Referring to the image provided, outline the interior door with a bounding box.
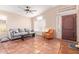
[62,14,76,41]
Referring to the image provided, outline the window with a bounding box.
[34,16,46,32]
[0,15,7,36]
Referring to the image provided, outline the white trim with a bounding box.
[56,9,76,39]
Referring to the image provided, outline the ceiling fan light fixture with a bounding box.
[25,6,36,14]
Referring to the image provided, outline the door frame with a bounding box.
[56,9,77,40]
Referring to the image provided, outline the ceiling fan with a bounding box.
[24,6,36,14]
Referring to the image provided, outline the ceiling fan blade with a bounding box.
[24,9,29,11]
[31,10,36,12]
[27,10,36,13]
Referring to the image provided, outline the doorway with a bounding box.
[62,14,76,41]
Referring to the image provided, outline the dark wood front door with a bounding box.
[62,14,76,41]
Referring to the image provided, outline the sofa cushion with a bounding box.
[18,28,22,32]
[13,33,22,36]
[10,29,19,33]
[24,28,29,32]
[20,32,28,35]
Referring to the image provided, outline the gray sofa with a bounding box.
[9,28,35,40]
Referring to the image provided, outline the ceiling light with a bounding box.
[37,16,43,20]
[0,15,7,20]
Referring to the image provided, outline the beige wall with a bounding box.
[32,5,79,41]
[32,7,57,29]
[0,10,31,30]
[42,8,57,29]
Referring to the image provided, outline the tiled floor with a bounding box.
[0,36,79,54]
[59,40,79,54]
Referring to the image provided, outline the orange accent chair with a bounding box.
[42,28,54,39]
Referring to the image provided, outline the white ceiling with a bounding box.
[0,5,57,17]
